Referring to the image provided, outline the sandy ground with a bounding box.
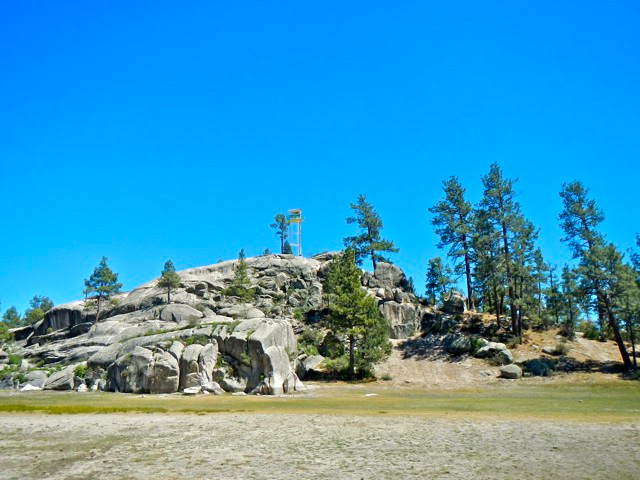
[2,412,639,480]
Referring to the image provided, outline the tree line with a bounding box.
[427,163,639,370]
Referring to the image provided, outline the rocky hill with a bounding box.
[1,253,428,395]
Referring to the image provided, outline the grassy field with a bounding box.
[1,380,638,421]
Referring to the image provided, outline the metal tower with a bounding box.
[287,208,303,256]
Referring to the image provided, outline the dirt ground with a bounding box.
[1,412,639,480]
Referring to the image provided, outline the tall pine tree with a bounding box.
[429,176,476,310]
[559,181,633,370]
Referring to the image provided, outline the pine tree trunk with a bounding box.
[602,295,633,370]
[168,286,171,304]
[95,295,102,323]
[627,321,637,369]
[348,334,355,380]
[501,223,519,339]
[463,249,475,311]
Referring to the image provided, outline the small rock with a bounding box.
[183,386,201,395]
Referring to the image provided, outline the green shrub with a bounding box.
[579,320,601,341]
[183,335,210,346]
[299,328,324,356]
[74,364,88,379]
[322,355,350,379]
[380,373,392,381]
[7,354,22,366]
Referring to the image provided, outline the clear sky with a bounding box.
[1,1,639,314]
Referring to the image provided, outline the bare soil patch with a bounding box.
[2,412,639,480]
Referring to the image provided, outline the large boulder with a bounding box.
[499,364,523,379]
[25,370,48,388]
[43,366,76,391]
[149,350,180,394]
[159,304,203,324]
[442,292,467,314]
[198,343,219,384]
[444,334,472,355]
[36,301,88,336]
[108,346,154,393]
[179,344,204,390]
[378,301,421,339]
[252,345,305,395]
[371,262,407,290]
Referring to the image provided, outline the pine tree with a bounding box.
[23,295,54,325]
[559,181,633,370]
[343,194,398,269]
[471,208,506,325]
[1,306,22,328]
[158,260,181,304]
[425,257,453,305]
[83,257,122,323]
[429,176,476,310]
[270,213,289,254]
[323,248,391,379]
[558,265,581,338]
[224,249,255,302]
[478,164,534,338]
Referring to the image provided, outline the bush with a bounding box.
[299,328,324,357]
[322,355,350,379]
[522,357,556,377]
[579,320,601,341]
[554,340,571,356]
[74,364,88,379]
[8,354,22,366]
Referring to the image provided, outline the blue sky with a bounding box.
[1,1,639,314]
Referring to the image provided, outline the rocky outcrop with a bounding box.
[9,253,430,395]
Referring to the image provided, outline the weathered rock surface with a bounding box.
[441,292,467,314]
[43,366,76,391]
[7,253,430,395]
[444,334,473,355]
[475,342,507,358]
[499,364,523,379]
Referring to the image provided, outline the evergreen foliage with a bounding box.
[429,176,476,309]
[23,295,54,325]
[270,213,289,254]
[424,257,453,305]
[224,249,255,302]
[343,194,398,269]
[323,248,391,379]
[158,260,181,304]
[83,257,122,323]
[475,163,543,339]
[1,306,22,328]
[559,182,633,370]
